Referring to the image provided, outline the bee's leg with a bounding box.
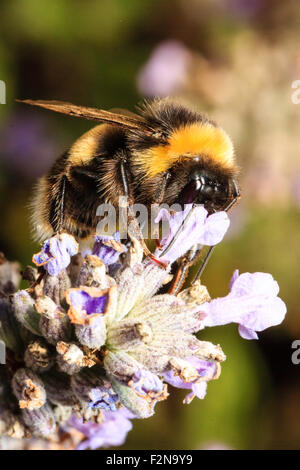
[152,172,170,249]
[119,158,146,243]
[168,245,201,295]
[119,160,167,268]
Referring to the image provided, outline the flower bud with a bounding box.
[71,367,119,411]
[65,286,115,325]
[43,370,79,407]
[194,340,226,363]
[35,296,72,345]
[110,379,156,419]
[12,368,46,410]
[77,255,114,289]
[21,402,56,438]
[0,297,22,353]
[12,290,41,336]
[178,280,211,306]
[56,342,95,375]
[24,339,54,373]
[67,252,83,285]
[75,317,107,349]
[104,351,167,418]
[122,236,144,268]
[168,357,199,383]
[104,350,140,384]
[43,271,71,305]
[107,320,152,351]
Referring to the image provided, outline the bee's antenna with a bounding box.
[192,246,215,283]
[192,187,240,284]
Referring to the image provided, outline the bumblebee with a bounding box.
[19,98,240,292]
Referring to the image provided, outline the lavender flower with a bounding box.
[200,270,287,339]
[65,286,116,349]
[100,264,223,417]
[0,201,286,449]
[92,232,127,265]
[129,370,165,399]
[65,286,113,325]
[155,204,230,263]
[33,233,78,276]
[67,408,134,450]
[70,368,119,411]
[162,357,220,404]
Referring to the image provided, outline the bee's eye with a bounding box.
[178,173,227,207]
[178,179,202,204]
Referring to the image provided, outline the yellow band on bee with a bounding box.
[135,122,235,178]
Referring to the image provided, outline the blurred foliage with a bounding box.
[0,0,300,450]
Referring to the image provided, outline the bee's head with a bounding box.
[131,100,239,211]
[162,158,239,214]
[178,168,239,213]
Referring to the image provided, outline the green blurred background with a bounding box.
[0,0,300,450]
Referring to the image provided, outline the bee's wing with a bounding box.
[109,107,146,121]
[17,99,154,134]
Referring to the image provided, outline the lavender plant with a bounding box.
[0,206,286,450]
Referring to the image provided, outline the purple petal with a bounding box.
[162,358,217,403]
[67,290,108,316]
[67,408,134,450]
[33,233,78,276]
[89,387,119,411]
[230,272,280,297]
[229,269,239,290]
[201,271,287,339]
[200,211,231,246]
[32,240,53,266]
[66,286,113,325]
[191,381,208,400]
[154,205,230,264]
[238,325,258,340]
[130,370,164,397]
[92,231,127,265]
